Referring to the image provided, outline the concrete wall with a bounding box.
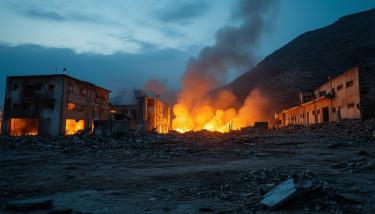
[2,76,64,136]
[314,67,361,121]
[61,77,110,135]
[93,120,131,136]
[275,66,361,127]
[150,98,170,133]
[2,74,110,136]
[110,95,171,133]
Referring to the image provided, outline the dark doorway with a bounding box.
[322,107,329,123]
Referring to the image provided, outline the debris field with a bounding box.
[1,119,375,213]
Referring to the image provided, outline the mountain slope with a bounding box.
[222,8,375,112]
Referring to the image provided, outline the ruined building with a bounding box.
[95,90,171,135]
[275,63,375,128]
[2,74,110,136]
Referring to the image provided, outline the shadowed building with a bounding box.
[1,74,110,136]
[94,90,171,136]
[275,63,375,128]
[108,90,171,133]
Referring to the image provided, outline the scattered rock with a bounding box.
[65,166,78,170]
[6,198,53,211]
[358,150,369,156]
[199,207,214,212]
[48,208,73,214]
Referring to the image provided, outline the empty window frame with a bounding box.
[346,80,353,88]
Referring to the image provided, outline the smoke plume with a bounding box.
[172,0,278,132]
[143,79,177,104]
[179,0,278,107]
[144,79,167,96]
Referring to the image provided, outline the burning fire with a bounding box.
[172,89,270,133]
[10,118,39,136]
[65,119,85,135]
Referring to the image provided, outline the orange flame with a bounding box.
[172,89,270,133]
[65,119,85,135]
[10,118,39,136]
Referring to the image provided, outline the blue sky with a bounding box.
[0,0,375,105]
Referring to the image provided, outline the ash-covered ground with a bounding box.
[1,120,375,214]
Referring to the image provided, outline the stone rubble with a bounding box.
[0,118,374,213]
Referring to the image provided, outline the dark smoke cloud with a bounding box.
[180,0,278,105]
[157,1,210,24]
[144,79,166,96]
[143,79,177,105]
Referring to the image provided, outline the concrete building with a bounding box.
[2,74,110,136]
[100,90,171,134]
[275,64,375,128]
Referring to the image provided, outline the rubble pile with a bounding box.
[277,118,375,141]
[0,128,274,161]
[148,168,363,213]
[0,119,374,213]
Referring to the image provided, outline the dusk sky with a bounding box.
[1,0,375,105]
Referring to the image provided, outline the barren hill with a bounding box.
[222,8,375,112]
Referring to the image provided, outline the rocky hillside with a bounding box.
[222,8,375,112]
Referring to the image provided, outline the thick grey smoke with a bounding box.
[143,79,177,104]
[180,0,278,106]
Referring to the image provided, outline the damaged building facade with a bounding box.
[95,90,171,135]
[130,91,171,133]
[275,64,375,128]
[2,74,110,136]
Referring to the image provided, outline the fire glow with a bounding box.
[10,118,39,136]
[172,89,270,133]
[65,119,85,135]
[145,0,276,134]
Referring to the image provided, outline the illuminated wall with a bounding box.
[10,118,39,136]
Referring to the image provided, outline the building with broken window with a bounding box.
[275,64,375,128]
[95,90,171,135]
[1,74,110,136]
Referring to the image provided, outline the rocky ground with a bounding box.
[1,119,375,214]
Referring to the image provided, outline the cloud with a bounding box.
[0,0,232,55]
[22,9,65,21]
[177,0,279,107]
[156,1,210,24]
[10,3,119,26]
[0,43,190,105]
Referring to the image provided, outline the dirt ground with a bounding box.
[1,121,375,214]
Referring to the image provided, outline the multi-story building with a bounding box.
[2,74,110,136]
[108,90,171,133]
[275,64,375,128]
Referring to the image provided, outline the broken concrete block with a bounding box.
[260,178,297,209]
[6,198,53,211]
[260,178,314,209]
